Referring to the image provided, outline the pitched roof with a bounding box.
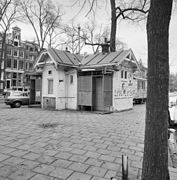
[48,48,82,66]
[81,49,136,67]
[35,48,139,70]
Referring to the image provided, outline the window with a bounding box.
[7,49,12,55]
[25,62,29,70]
[29,63,33,70]
[13,59,17,69]
[124,71,127,79]
[70,75,73,84]
[6,72,11,79]
[12,79,17,86]
[121,70,124,78]
[19,51,24,58]
[48,79,53,94]
[6,58,12,68]
[29,47,33,52]
[18,60,24,70]
[13,50,18,57]
[29,55,34,61]
[48,70,52,75]
[26,54,29,59]
[12,72,17,78]
[14,41,19,47]
[18,73,22,79]
[18,80,22,86]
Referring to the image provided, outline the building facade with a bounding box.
[33,47,141,112]
[0,26,39,93]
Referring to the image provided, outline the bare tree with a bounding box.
[57,23,85,54]
[0,0,19,91]
[19,0,62,53]
[0,0,12,22]
[57,21,124,54]
[72,0,149,52]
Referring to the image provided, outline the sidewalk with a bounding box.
[0,104,176,180]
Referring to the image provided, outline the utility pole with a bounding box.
[78,26,81,54]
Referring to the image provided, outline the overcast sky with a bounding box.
[18,0,177,73]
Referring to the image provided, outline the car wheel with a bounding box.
[13,101,21,108]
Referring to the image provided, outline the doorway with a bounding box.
[93,77,103,111]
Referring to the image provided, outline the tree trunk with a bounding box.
[0,33,6,92]
[110,0,116,52]
[142,0,172,180]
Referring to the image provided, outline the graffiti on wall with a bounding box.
[114,72,135,98]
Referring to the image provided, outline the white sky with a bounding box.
[17,0,177,73]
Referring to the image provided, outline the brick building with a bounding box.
[0,26,39,93]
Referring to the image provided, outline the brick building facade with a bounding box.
[0,26,39,93]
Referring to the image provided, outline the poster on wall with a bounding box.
[114,72,135,98]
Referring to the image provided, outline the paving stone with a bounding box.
[33,164,55,175]
[0,165,18,177]
[85,158,103,167]
[17,160,39,170]
[3,157,24,166]
[101,162,120,171]
[68,162,90,173]
[9,168,35,180]
[83,146,97,152]
[30,174,54,180]
[49,167,73,179]
[104,170,117,179]
[37,155,56,164]
[0,104,176,180]
[91,176,108,180]
[23,152,40,161]
[71,148,86,155]
[51,158,72,168]
[67,172,92,180]
[55,152,72,160]
[43,150,59,156]
[9,149,29,157]
[70,155,88,163]
[85,151,101,159]
[0,147,16,154]
[0,153,10,162]
[99,155,115,163]
[86,166,107,177]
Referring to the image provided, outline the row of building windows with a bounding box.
[6,58,33,71]
[6,72,24,88]
[6,49,35,60]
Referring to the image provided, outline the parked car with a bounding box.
[4,91,30,108]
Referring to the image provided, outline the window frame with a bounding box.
[48,79,53,94]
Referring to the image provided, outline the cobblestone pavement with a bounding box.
[0,104,176,180]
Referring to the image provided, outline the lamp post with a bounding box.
[78,26,81,54]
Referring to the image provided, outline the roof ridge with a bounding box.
[64,51,74,65]
[84,53,100,65]
[109,50,124,63]
[96,52,110,64]
[51,48,63,63]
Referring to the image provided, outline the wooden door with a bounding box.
[95,77,103,111]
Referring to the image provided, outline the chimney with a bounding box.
[101,38,109,53]
[65,47,70,53]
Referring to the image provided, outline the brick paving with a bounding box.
[0,103,176,180]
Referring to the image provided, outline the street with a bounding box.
[0,103,176,180]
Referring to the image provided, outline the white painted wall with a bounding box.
[42,63,78,110]
[113,69,134,111]
[65,70,77,110]
[42,64,58,109]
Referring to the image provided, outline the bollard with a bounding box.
[122,155,128,180]
[110,155,128,180]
